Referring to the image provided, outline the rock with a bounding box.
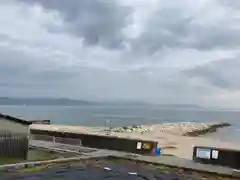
[232,169,240,178]
[183,123,231,136]
[113,122,231,137]
[104,167,112,171]
[128,172,138,175]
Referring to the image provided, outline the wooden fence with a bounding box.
[0,133,28,160]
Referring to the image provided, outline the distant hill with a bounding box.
[0,97,93,106]
[0,97,149,106]
[0,97,203,109]
[156,104,203,109]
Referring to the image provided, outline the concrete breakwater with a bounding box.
[183,123,231,136]
[112,122,231,136]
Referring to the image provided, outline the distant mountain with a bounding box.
[0,97,150,106]
[0,97,203,109]
[156,104,203,109]
[101,100,150,106]
[0,97,93,106]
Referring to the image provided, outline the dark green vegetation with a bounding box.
[0,148,76,165]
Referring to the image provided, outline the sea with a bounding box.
[0,105,239,142]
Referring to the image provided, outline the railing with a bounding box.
[29,120,51,125]
[30,134,82,146]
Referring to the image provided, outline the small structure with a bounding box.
[29,119,51,125]
[0,113,31,160]
[193,146,240,169]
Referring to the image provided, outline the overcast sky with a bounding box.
[0,0,240,108]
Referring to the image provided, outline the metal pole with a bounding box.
[105,119,110,135]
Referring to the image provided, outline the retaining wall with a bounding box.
[30,129,157,155]
[193,146,240,169]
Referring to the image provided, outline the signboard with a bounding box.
[142,143,151,150]
[212,150,219,159]
[196,148,211,159]
[136,142,142,149]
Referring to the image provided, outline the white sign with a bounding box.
[136,142,142,149]
[196,148,211,159]
[212,150,219,159]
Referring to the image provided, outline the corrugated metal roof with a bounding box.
[0,113,31,125]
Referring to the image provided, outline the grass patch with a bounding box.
[27,149,59,161]
[109,158,126,164]
[0,148,61,165]
[155,165,174,172]
[0,157,22,165]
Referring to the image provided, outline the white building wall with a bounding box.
[0,118,29,136]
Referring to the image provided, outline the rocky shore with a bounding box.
[111,122,231,136]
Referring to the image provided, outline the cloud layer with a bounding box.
[0,0,240,108]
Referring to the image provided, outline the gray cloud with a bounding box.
[130,8,193,56]
[184,58,240,89]
[189,26,240,51]
[19,0,240,54]
[19,0,132,49]
[219,0,240,8]
[130,2,240,56]
[1,0,240,108]
[0,35,78,89]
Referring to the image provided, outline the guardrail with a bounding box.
[30,134,82,146]
[29,120,51,125]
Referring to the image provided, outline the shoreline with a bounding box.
[30,122,239,160]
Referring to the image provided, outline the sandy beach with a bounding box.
[30,122,240,160]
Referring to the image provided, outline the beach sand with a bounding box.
[30,122,240,160]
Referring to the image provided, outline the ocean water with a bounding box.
[0,105,239,142]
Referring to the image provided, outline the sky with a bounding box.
[0,0,240,108]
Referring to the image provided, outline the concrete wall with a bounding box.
[31,129,158,155]
[0,117,29,136]
[193,146,240,169]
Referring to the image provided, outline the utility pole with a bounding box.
[105,119,111,135]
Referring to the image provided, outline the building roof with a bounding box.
[0,113,32,125]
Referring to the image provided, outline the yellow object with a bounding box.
[142,143,150,149]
